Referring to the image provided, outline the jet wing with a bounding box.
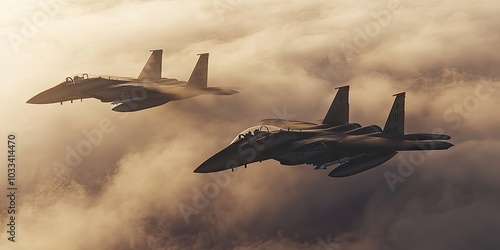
[83,82,177,112]
[259,119,318,130]
[328,152,398,177]
[85,83,168,103]
[112,96,173,112]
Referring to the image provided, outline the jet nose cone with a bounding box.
[27,93,45,104]
[194,156,232,173]
[27,89,58,104]
[194,144,245,173]
[193,164,213,173]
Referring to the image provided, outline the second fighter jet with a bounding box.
[27,50,238,112]
[195,86,453,177]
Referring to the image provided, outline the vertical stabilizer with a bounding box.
[383,92,405,136]
[187,53,209,89]
[323,85,349,124]
[138,49,162,81]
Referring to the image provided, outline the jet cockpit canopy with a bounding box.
[230,125,283,145]
[61,73,92,85]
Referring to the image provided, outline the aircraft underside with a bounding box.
[273,149,398,177]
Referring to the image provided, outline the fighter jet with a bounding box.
[194,86,453,177]
[27,49,238,112]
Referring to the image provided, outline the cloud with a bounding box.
[1,0,500,249]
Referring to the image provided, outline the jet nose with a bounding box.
[194,161,220,173]
[27,89,55,104]
[27,93,46,104]
[194,153,236,173]
[194,144,248,173]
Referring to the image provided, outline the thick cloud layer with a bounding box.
[1,0,500,249]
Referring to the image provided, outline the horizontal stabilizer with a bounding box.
[374,133,452,141]
[200,87,239,95]
[401,141,454,151]
[400,133,451,140]
[329,152,397,177]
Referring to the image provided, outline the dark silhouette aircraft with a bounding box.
[194,86,453,177]
[27,49,238,112]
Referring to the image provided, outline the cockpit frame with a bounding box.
[63,73,91,85]
[230,125,282,144]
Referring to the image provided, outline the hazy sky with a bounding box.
[1,0,500,249]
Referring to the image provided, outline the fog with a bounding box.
[1,0,499,249]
